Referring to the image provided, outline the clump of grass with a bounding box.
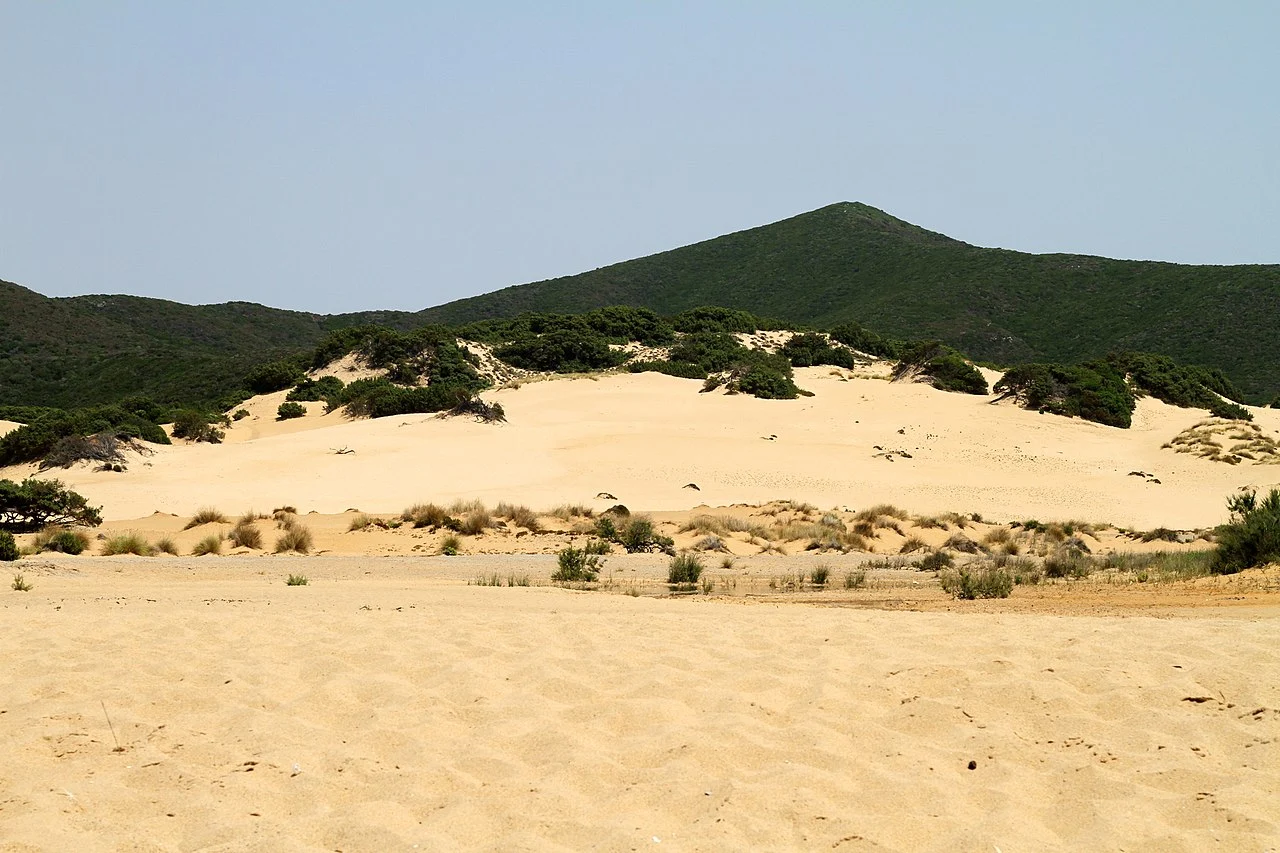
[695,534,727,552]
[667,552,704,586]
[459,509,492,536]
[583,538,611,555]
[982,527,1012,546]
[917,551,954,571]
[190,534,222,556]
[473,573,503,587]
[439,534,461,556]
[810,564,831,587]
[229,519,263,549]
[102,533,155,556]
[721,556,736,569]
[941,512,970,529]
[1102,550,1214,581]
[1044,549,1091,579]
[915,515,946,529]
[12,572,32,592]
[855,504,908,522]
[852,519,876,537]
[939,565,1013,599]
[184,507,227,530]
[550,504,594,521]
[553,545,603,583]
[507,574,531,587]
[943,533,983,554]
[34,526,90,555]
[874,517,905,535]
[274,525,313,554]
[843,569,867,589]
[449,498,486,516]
[495,502,542,532]
[285,574,309,586]
[899,536,928,554]
[154,537,178,556]
[403,503,448,529]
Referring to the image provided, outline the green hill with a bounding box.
[2,201,1278,406]
[419,202,1280,400]
[0,280,421,408]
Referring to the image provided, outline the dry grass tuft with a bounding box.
[228,520,263,549]
[1163,418,1280,466]
[275,524,314,554]
[184,507,227,530]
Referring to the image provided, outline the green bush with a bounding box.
[810,564,831,586]
[671,306,767,334]
[779,333,856,369]
[0,478,102,533]
[274,525,313,554]
[171,410,224,443]
[894,342,988,395]
[287,375,345,402]
[827,322,903,360]
[667,552,704,585]
[628,360,708,380]
[1109,351,1248,413]
[245,360,305,394]
[0,532,18,561]
[276,402,307,421]
[553,545,603,582]
[496,329,627,373]
[1208,399,1252,421]
[939,565,1013,599]
[619,517,674,554]
[0,405,169,466]
[286,574,309,586]
[1213,489,1280,574]
[40,528,89,555]
[995,361,1135,428]
[917,551,953,572]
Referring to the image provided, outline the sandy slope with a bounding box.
[1,556,1277,852]
[6,370,1279,529]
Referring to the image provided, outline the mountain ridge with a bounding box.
[2,201,1278,406]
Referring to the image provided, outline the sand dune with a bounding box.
[1,556,1276,851]
[6,370,1279,529]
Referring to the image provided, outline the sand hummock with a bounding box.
[2,367,1279,849]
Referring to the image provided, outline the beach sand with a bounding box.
[1,556,1277,851]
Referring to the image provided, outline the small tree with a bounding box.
[1213,489,1280,574]
[552,545,603,583]
[0,532,18,561]
[0,478,102,533]
[276,402,306,421]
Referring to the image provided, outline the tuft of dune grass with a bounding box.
[184,507,227,530]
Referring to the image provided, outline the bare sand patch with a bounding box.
[1,556,1276,851]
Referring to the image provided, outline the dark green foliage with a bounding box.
[329,378,479,419]
[1271,396,1280,409]
[0,405,170,466]
[667,552,704,585]
[411,203,1280,403]
[779,333,856,368]
[734,365,801,399]
[618,517,675,554]
[245,360,305,394]
[552,545,603,583]
[995,362,1135,428]
[1209,399,1253,421]
[170,409,224,443]
[0,478,102,533]
[628,360,708,380]
[665,332,801,399]
[0,532,17,561]
[593,515,618,541]
[917,551,954,572]
[444,397,506,423]
[43,528,88,555]
[827,322,903,359]
[671,306,768,334]
[496,328,627,373]
[1109,351,1248,411]
[893,342,988,394]
[276,402,306,421]
[1213,489,1280,575]
[287,375,345,402]
[461,306,675,346]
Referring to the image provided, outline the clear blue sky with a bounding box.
[3,2,1276,314]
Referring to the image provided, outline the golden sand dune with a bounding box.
[7,370,1279,529]
[1,557,1277,851]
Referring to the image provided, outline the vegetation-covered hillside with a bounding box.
[418,203,1280,401]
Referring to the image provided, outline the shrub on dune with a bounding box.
[228,520,263,549]
[403,503,449,529]
[102,533,154,556]
[154,537,178,555]
[190,534,223,556]
[184,507,227,530]
[274,525,313,554]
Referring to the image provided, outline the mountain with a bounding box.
[3,202,1278,407]
[0,280,422,408]
[419,202,1280,400]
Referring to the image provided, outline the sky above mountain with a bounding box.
[2,2,1276,314]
